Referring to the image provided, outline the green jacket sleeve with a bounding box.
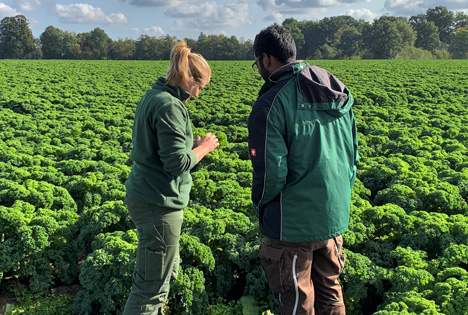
[154,102,197,176]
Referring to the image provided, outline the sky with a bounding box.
[0,0,467,42]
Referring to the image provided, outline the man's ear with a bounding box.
[262,53,272,68]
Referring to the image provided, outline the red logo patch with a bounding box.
[250,148,257,157]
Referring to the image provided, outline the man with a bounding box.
[248,25,358,315]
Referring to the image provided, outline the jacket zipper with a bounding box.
[292,253,299,315]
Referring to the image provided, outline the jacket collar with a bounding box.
[258,61,307,97]
[269,61,307,83]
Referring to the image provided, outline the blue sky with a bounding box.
[1,0,467,41]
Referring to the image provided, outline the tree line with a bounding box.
[0,5,467,60]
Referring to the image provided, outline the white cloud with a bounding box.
[258,0,358,20]
[383,0,468,16]
[108,13,127,24]
[264,11,285,23]
[55,3,127,25]
[125,0,254,34]
[143,25,165,35]
[121,0,190,7]
[130,25,165,36]
[383,0,425,15]
[317,0,342,5]
[258,0,363,11]
[13,0,41,11]
[0,3,20,18]
[346,8,380,22]
[167,1,251,30]
[257,0,287,11]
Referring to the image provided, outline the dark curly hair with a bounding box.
[253,25,296,64]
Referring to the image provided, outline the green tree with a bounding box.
[449,27,468,59]
[409,13,426,26]
[110,38,136,60]
[32,37,42,59]
[60,31,76,59]
[197,34,218,59]
[40,25,76,59]
[239,38,253,59]
[394,17,416,48]
[161,34,177,59]
[40,25,60,59]
[426,6,455,44]
[366,16,415,59]
[302,16,367,59]
[220,35,241,60]
[299,20,321,58]
[283,18,305,54]
[134,35,165,59]
[370,16,405,59]
[410,17,441,52]
[184,37,198,52]
[193,33,248,60]
[336,26,362,58]
[76,27,112,59]
[454,11,468,30]
[0,15,36,59]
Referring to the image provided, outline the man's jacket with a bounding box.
[125,76,197,209]
[248,61,358,242]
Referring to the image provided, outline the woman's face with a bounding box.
[183,78,208,101]
[185,82,202,97]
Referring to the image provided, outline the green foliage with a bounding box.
[450,27,468,58]
[374,184,423,212]
[0,200,78,291]
[0,15,37,59]
[340,250,388,314]
[374,291,443,314]
[170,266,209,315]
[175,205,262,310]
[396,46,434,59]
[6,290,76,315]
[240,295,260,315]
[75,200,133,253]
[75,230,137,315]
[369,16,410,59]
[40,26,76,59]
[207,298,243,315]
[429,277,468,315]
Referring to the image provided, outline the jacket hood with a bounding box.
[297,62,353,117]
[152,76,191,102]
[262,62,353,117]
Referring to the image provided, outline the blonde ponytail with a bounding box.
[166,40,211,88]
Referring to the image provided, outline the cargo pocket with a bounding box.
[145,248,166,281]
[136,225,167,281]
[259,243,285,295]
[334,236,346,274]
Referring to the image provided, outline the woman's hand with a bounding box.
[197,133,219,151]
[192,133,219,163]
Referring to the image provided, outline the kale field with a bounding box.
[1,59,468,314]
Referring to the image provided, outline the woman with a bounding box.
[123,41,219,314]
